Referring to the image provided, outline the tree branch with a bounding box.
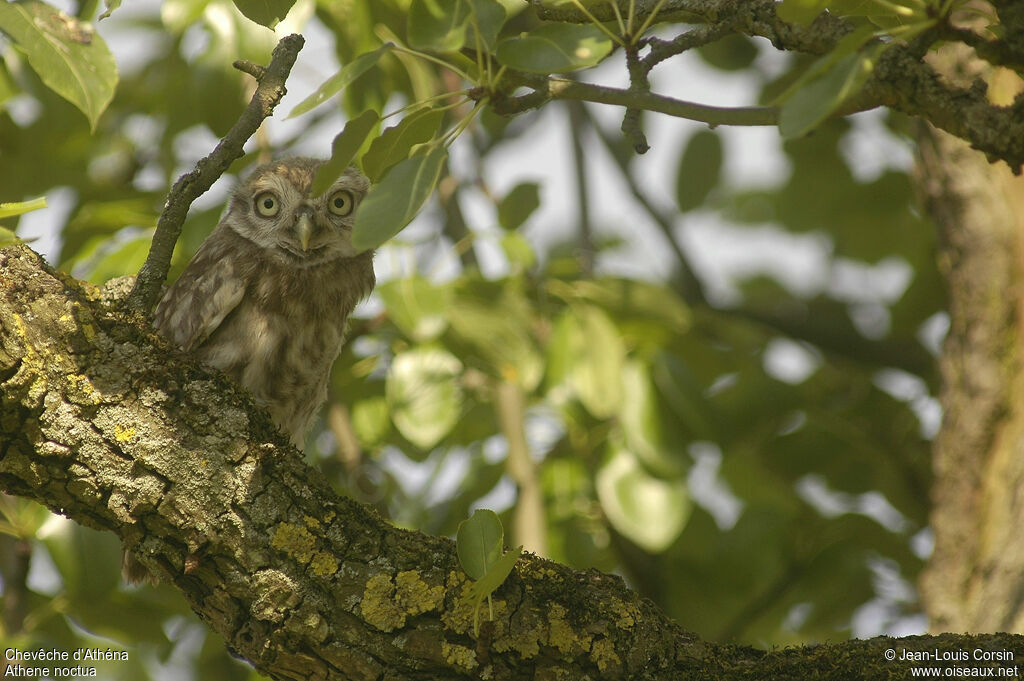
[4,242,1024,678]
[125,33,305,314]
[490,73,780,126]
[524,0,1024,171]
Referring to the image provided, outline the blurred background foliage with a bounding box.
[1,0,941,677]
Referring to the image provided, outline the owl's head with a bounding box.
[227,157,370,264]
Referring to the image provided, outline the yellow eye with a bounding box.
[254,192,279,217]
[328,189,355,217]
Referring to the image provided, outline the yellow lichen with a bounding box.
[271,523,316,562]
[361,574,404,632]
[303,515,320,528]
[310,551,337,577]
[547,604,591,655]
[590,637,621,673]
[442,642,477,671]
[67,373,102,405]
[493,624,541,659]
[606,598,639,629]
[114,424,136,442]
[547,604,576,655]
[441,572,476,633]
[394,570,444,616]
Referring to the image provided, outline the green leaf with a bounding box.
[652,352,716,441]
[501,232,537,270]
[97,0,121,20]
[619,360,687,477]
[0,197,46,219]
[408,0,472,53]
[378,275,453,341]
[596,447,691,553]
[0,0,118,131]
[0,227,20,247]
[775,0,829,25]
[362,108,445,183]
[496,24,612,74]
[352,145,447,252]
[497,182,541,230]
[456,508,504,580]
[547,304,625,418]
[288,45,391,119]
[312,109,380,197]
[448,295,543,390]
[83,233,151,284]
[466,0,507,51]
[675,130,723,213]
[697,34,758,71]
[779,45,883,139]
[469,544,522,603]
[386,346,463,450]
[231,0,296,28]
[351,396,390,448]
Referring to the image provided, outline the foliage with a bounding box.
[456,509,523,635]
[5,0,1011,676]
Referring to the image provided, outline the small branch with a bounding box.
[567,101,596,275]
[581,107,709,305]
[438,163,480,271]
[495,380,548,557]
[491,72,780,126]
[623,44,652,153]
[126,33,305,314]
[0,532,31,636]
[641,22,736,69]
[938,24,1024,71]
[232,59,267,81]
[326,403,361,473]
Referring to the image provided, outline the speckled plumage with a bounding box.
[125,158,374,585]
[153,157,375,446]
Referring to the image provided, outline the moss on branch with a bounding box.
[4,242,1024,678]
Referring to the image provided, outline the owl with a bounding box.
[123,158,374,583]
[153,157,375,447]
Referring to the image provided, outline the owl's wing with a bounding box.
[153,237,246,351]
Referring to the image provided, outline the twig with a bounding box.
[622,44,651,153]
[641,23,736,69]
[581,106,709,305]
[126,34,305,313]
[567,101,596,274]
[489,72,780,127]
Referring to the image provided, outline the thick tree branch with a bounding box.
[126,34,305,314]
[524,0,1024,171]
[3,242,1024,679]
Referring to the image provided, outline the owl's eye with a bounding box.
[254,192,279,217]
[327,190,355,217]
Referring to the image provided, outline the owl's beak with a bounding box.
[296,213,314,252]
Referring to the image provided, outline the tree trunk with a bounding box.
[914,45,1024,633]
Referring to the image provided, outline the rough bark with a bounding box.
[915,60,1024,631]
[4,245,1024,679]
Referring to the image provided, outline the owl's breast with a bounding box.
[195,253,374,443]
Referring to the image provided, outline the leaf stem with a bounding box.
[442,100,486,147]
[633,0,668,39]
[390,44,474,83]
[569,0,627,47]
[381,91,473,122]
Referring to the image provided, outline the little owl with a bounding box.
[122,157,375,583]
[155,156,375,445]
